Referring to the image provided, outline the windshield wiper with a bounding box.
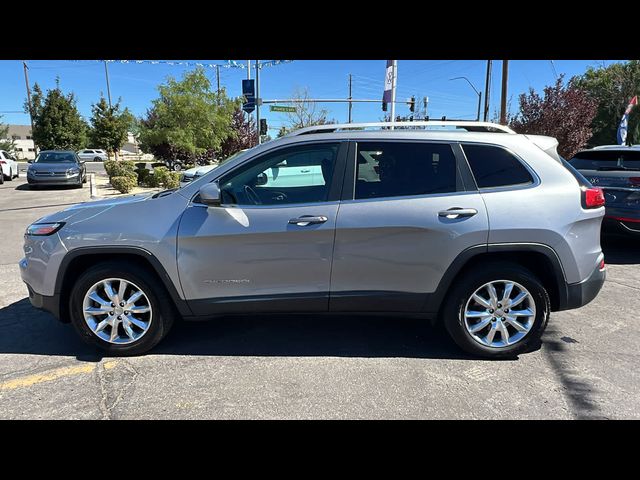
[151,188,179,199]
[596,166,640,171]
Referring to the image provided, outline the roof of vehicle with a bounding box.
[589,145,640,151]
[286,120,516,137]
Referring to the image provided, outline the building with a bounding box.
[5,125,36,160]
[2,126,144,160]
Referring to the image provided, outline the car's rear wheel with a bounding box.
[442,263,550,358]
[94,157,101,162]
[69,262,176,355]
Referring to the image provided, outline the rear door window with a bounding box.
[462,144,534,188]
[354,142,461,200]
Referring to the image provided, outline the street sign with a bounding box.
[242,79,255,113]
[270,105,297,113]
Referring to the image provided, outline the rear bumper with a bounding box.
[602,212,640,236]
[561,259,606,310]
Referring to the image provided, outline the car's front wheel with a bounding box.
[69,262,176,355]
[442,263,550,358]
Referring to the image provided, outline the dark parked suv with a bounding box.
[568,145,640,236]
[20,121,606,358]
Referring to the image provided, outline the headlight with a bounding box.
[67,168,80,175]
[26,222,65,236]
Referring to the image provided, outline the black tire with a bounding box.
[7,169,13,181]
[94,157,101,162]
[0,173,4,185]
[69,261,176,356]
[442,262,550,359]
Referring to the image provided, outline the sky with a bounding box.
[0,59,617,135]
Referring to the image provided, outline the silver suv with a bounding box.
[19,121,607,358]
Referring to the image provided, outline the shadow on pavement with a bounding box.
[601,235,640,265]
[542,324,607,419]
[14,183,81,192]
[0,297,473,361]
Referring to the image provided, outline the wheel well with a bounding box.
[58,253,172,323]
[444,251,562,313]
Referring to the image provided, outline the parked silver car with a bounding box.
[77,149,108,162]
[19,121,606,358]
[26,150,87,189]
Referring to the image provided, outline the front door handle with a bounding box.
[438,208,478,219]
[288,215,328,226]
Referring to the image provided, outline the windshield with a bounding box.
[219,150,246,165]
[35,152,77,163]
[569,150,640,170]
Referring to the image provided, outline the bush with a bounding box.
[164,171,181,189]
[136,168,151,186]
[103,160,117,177]
[110,176,138,194]
[105,160,137,180]
[148,166,181,189]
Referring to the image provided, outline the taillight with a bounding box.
[629,177,640,187]
[0,161,5,165]
[582,186,605,208]
[599,259,606,271]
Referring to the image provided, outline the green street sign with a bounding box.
[270,105,297,113]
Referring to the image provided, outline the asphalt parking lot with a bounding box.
[1,172,639,419]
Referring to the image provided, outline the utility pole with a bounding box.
[104,61,112,108]
[255,60,261,145]
[348,74,353,123]
[423,96,429,118]
[216,64,220,95]
[500,60,509,125]
[22,61,37,156]
[483,60,492,121]
[390,60,398,128]
[103,60,118,160]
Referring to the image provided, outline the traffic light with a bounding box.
[259,119,267,136]
[408,96,415,112]
[382,101,388,112]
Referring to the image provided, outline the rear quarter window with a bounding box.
[462,144,534,188]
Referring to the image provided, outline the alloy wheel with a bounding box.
[463,280,536,348]
[82,278,153,344]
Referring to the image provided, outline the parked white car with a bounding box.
[77,149,108,162]
[0,150,19,181]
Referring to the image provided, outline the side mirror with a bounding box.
[27,159,34,164]
[255,172,268,186]
[199,182,221,207]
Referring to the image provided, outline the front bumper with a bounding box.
[27,174,81,185]
[563,258,606,310]
[24,282,62,320]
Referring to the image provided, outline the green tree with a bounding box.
[137,68,238,163]
[27,79,88,151]
[573,61,640,146]
[89,96,133,160]
[0,116,15,152]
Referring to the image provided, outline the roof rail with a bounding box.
[287,121,516,137]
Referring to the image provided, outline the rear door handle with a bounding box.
[438,208,478,219]
[288,215,328,226]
